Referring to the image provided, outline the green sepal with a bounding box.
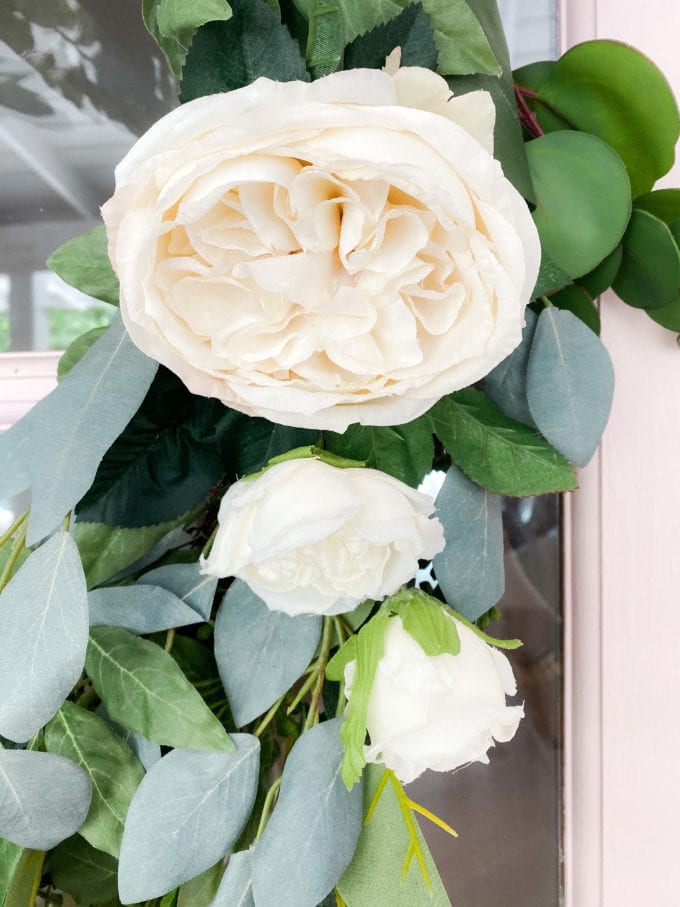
[444,605,522,650]
[47,225,119,307]
[384,588,460,657]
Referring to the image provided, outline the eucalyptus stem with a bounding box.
[0,509,28,551]
[255,776,282,842]
[63,511,71,532]
[253,695,285,737]
[0,519,27,593]
[286,668,318,715]
[303,616,333,731]
[164,628,176,653]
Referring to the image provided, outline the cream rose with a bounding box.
[102,67,541,431]
[200,458,444,616]
[345,615,524,783]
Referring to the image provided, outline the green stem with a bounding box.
[253,695,285,737]
[0,519,27,593]
[303,616,333,731]
[164,628,176,653]
[286,666,318,715]
[0,510,28,551]
[255,777,282,842]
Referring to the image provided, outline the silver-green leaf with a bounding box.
[88,584,204,634]
[139,562,218,620]
[209,851,254,907]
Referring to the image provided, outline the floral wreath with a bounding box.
[0,1,678,905]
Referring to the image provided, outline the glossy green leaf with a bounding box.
[388,588,461,656]
[432,466,504,621]
[537,40,680,197]
[47,225,119,307]
[612,209,680,309]
[180,0,308,102]
[0,749,91,850]
[531,250,572,298]
[118,738,259,902]
[577,245,623,299]
[483,308,538,425]
[44,703,144,858]
[46,835,119,906]
[527,131,631,280]
[635,188,680,225]
[344,3,437,71]
[337,764,451,907]
[86,626,234,751]
[139,562,218,621]
[430,389,577,495]
[646,297,680,332]
[252,719,363,907]
[513,60,555,92]
[0,531,88,743]
[143,0,233,78]
[527,307,614,467]
[325,417,434,488]
[549,285,600,335]
[88,584,204,634]
[214,580,321,726]
[209,851,253,906]
[177,861,223,907]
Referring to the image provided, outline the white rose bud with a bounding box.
[102,68,540,431]
[345,615,524,784]
[200,458,445,617]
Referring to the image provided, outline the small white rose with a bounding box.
[345,615,524,784]
[103,67,540,431]
[200,458,445,616]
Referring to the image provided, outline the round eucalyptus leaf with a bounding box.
[612,209,680,309]
[513,60,556,91]
[537,40,680,197]
[549,285,600,335]
[634,188,680,225]
[527,131,631,279]
[577,245,623,299]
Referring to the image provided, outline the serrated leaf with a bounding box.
[0,749,91,850]
[180,0,309,102]
[344,3,437,71]
[430,389,577,495]
[389,590,460,656]
[88,584,204,634]
[337,764,451,907]
[527,307,614,467]
[26,314,157,545]
[325,417,434,488]
[306,0,343,78]
[234,420,319,477]
[139,562,218,621]
[46,835,119,906]
[483,308,538,425]
[0,531,88,742]
[252,719,363,907]
[44,702,145,857]
[86,626,233,752]
[432,466,504,621]
[612,209,680,309]
[118,738,259,902]
[47,226,119,307]
[209,851,253,906]
[214,580,321,726]
[143,0,233,78]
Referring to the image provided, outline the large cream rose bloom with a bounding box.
[103,67,540,431]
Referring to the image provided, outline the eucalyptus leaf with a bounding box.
[537,40,680,197]
[88,584,204,634]
[549,285,601,335]
[337,764,451,906]
[97,706,161,772]
[26,315,158,545]
[46,835,119,905]
[118,737,259,903]
[306,0,343,78]
[531,250,572,298]
[0,749,91,850]
[635,188,680,225]
[344,3,437,71]
[252,719,363,907]
[180,0,309,102]
[214,580,321,726]
[577,245,623,300]
[47,225,119,307]
[612,209,680,309]
[526,131,631,280]
[139,562,218,620]
[646,296,680,332]
[208,851,254,907]
[0,416,31,501]
[44,702,145,858]
[57,326,109,381]
[432,466,504,621]
[143,0,233,78]
[483,308,538,425]
[86,627,233,752]
[527,307,615,467]
[430,389,577,496]
[0,531,88,742]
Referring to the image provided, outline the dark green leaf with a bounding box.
[646,297,680,332]
[44,703,144,858]
[180,0,309,102]
[143,0,233,78]
[531,250,572,298]
[86,627,234,751]
[46,835,119,906]
[344,3,437,71]
[537,40,680,197]
[57,326,108,380]
[613,209,680,309]
[527,307,614,467]
[577,245,622,299]
[325,417,434,488]
[513,60,555,93]
[483,308,538,425]
[306,0,344,78]
[47,226,119,307]
[549,285,600,335]
[527,131,631,279]
[234,419,319,477]
[635,188,680,225]
[430,389,577,495]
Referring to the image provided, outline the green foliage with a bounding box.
[57,325,108,380]
[180,0,309,102]
[548,285,601,335]
[86,627,234,751]
[635,188,680,224]
[483,308,538,426]
[612,209,680,309]
[46,835,119,905]
[343,3,437,71]
[306,0,344,78]
[531,251,572,298]
[527,131,632,280]
[143,0,233,78]
[430,389,578,496]
[577,245,623,300]
[1,850,45,907]
[177,861,223,906]
[536,40,680,197]
[0,839,25,907]
[387,588,461,656]
[47,225,120,307]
